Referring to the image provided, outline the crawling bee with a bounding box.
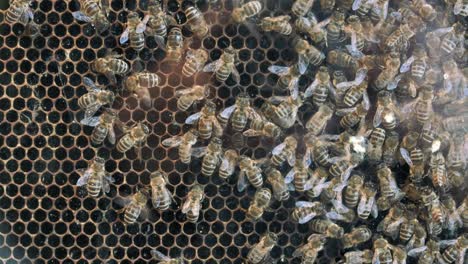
[326,9,346,48]
[285,154,312,193]
[150,250,185,264]
[310,219,344,238]
[292,234,326,264]
[76,157,114,197]
[292,201,326,224]
[291,0,315,16]
[166,27,189,64]
[247,188,272,220]
[343,250,373,264]
[400,147,425,185]
[342,226,372,249]
[343,15,368,58]
[357,182,378,220]
[373,91,400,130]
[247,232,277,264]
[122,188,149,224]
[231,0,262,23]
[5,0,34,25]
[218,93,260,132]
[80,109,119,146]
[268,64,304,98]
[304,167,330,199]
[93,52,130,84]
[200,137,223,177]
[442,113,468,133]
[182,49,209,78]
[338,101,370,130]
[446,134,466,172]
[454,0,468,16]
[440,22,465,56]
[182,184,204,223]
[376,165,405,210]
[138,0,177,49]
[399,44,428,81]
[336,69,369,108]
[343,174,364,208]
[203,46,240,83]
[407,240,441,264]
[237,156,265,192]
[185,101,223,140]
[175,85,207,111]
[219,149,239,180]
[78,77,115,121]
[184,5,208,37]
[429,151,449,193]
[382,131,399,167]
[116,122,150,155]
[374,52,401,91]
[442,197,463,236]
[295,13,330,46]
[376,205,405,239]
[305,134,335,168]
[120,11,146,51]
[149,171,173,211]
[162,129,199,164]
[420,187,444,236]
[125,71,160,107]
[402,86,434,127]
[72,0,110,33]
[384,20,419,53]
[439,234,468,264]
[259,15,293,35]
[306,104,334,136]
[372,237,393,264]
[294,38,326,72]
[304,66,335,107]
[327,50,359,71]
[270,136,297,167]
[262,95,303,129]
[243,118,282,138]
[265,167,290,201]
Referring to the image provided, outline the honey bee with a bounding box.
[391,245,408,264]
[343,174,364,208]
[72,0,110,33]
[185,101,223,140]
[81,109,119,145]
[304,167,330,198]
[263,95,304,129]
[294,38,326,72]
[439,234,468,264]
[150,250,185,264]
[342,226,372,249]
[420,187,444,236]
[447,134,466,172]
[181,184,204,223]
[265,167,290,201]
[310,219,344,238]
[327,50,359,71]
[461,198,468,228]
[243,118,282,138]
[374,53,401,91]
[384,21,419,53]
[291,0,315,16]
[377,205,405,239]
[122,188,149,224]
[407,240,441,264]
[246,232,277,264]
[343,15,367,58]
[125,71,160,107]
[270,136,297,167]
[166,27,190,64]
[184,5,208,37]
[203,46,240,83]
[175,85,207,111]
[246,188,271,221]
[5,0,34,25]
[285,154,312,192]
[258,15,293,35]
[292,234,326,264]
[237,156,265,192]
[442,197,463,235]
[162,129,199,164]
[454,0,468,16]
[429,151,449,193]
[200,137,223,177]
[343,250,373,264]
[442,113,468,133]
[404,86,434,127]
[149,171,173,211]
[295,13,330,46]
[182,49,209,78]
[329,152,362,182]
[399,44,428,81]
[326,9,346,48]
[231,0,262,23]
[442,59,466,100]
[138,0,177,49]
[219,149,239,180]
[292,201,326,224]
[116,122,150,155]
[400,147,425,185]
[357,182,378,220]
[372,237,393,264]
[120,11,146,51]
[76,157,114,197]
[93,52,130,84]
[338,101,370,130]
[304,66,335,107]
[78,77,115,121]
[440,23,465,56]
[373,91,400,130]
[336,69,369,108]
[406,221,427,250]
[218,93,261,132]
[382,131,399,167]
[268,64,304,98]
[376,165,405,210]
[306,104,334,136]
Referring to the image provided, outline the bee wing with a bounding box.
[72,11,93,22]
[268,96,288,104]
[151,250,171,261]
[76,169,93,186]
[387,74,403,91]
[185,112,202,124]
[120,28,130,44]
[80,116,100,126]
[298,54,309,75]
[272,142,286,156]
[303,78,319,98]
[243,129,262,137]
[292,247,304,258]
[287,153,296,166]
[154,36,167,51]
[107,126,116,145]
[151,188,161,208]
[247,108,262,120]
[102,176,112,193]
[352,0,363,10]
[203,60,222,72]
[373,105,384,127]
[191,147,207,158]
[371,199,378,218]
[83,77,101,92]
[399,56,414,73]
[165,15,177,26]
[326,210,344,221]
[289,78,300,99]
[220,105,237,119]
[295,201,317,208]
[315,18,331,30]
[136,15,150,33]
[162,136,183,147]
[284,169,295,184]
[454,0,464,15]
[83,103,102,121]
[231,66,241,83]
[181,198,192,214]
[399,148,413,166]
[336,107,357,116]
[298,212,317,224]
[191,201,201,215]
[268,65,290,75]
[237,171,248,192]
[407,246,427,257]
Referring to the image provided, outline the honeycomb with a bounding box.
[0,0,322,263]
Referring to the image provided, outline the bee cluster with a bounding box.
[1,0,467,263]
